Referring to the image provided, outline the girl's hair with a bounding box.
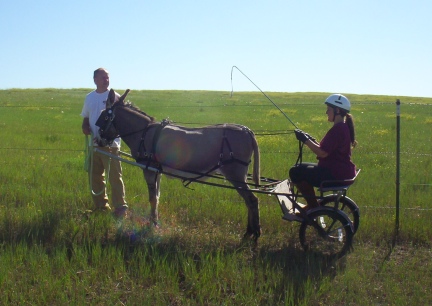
[333,106,358,148]
[345,113,357,147]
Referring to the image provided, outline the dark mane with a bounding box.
[124,101,156,122]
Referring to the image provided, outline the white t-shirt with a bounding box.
[81,89,121,147]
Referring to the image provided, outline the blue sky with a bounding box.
[1,0,431,98]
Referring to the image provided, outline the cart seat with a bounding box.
[317,169,361,194]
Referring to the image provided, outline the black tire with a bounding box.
[320,195,360,233]
[299,207,354,259]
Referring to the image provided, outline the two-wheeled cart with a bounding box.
[259,169,360,258]
[94,146,360,259]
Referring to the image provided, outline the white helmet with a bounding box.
[325,94,351,112]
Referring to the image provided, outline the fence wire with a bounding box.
[0,146,431,188]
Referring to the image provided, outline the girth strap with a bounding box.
[136,119,170,170]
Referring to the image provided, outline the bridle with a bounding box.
[96,106,119,146]
[96,103,151,146]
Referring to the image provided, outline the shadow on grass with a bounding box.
[110,209,349,304]
[254,245,347,302]
[0,208,62,247]
[0,207,348,304]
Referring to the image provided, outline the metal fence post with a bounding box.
[395,99,401,238]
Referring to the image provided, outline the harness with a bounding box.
[136,119,171,171]
[218,127,251,167]
[135,122,252,187]
[99,105,254,187]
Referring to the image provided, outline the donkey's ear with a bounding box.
[119,89,130,103]
[107,89,116,108]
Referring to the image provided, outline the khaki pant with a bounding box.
[90,147,127,210]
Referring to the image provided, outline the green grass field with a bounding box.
[0,89,431,305]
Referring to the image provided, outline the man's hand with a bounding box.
[82,118,91,135]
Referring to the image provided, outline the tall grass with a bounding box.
[0,89,431,304]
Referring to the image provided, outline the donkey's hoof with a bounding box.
[242,231,260,241]
[152,219,160,229]
[243,232,253,240]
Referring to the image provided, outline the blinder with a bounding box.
[95,108,118,146]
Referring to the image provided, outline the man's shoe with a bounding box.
[93,204,111,213]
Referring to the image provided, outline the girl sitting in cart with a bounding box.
[289,94,357,211]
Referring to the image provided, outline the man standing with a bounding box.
[81,68,127,216]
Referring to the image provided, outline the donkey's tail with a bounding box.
[251,133,260,186]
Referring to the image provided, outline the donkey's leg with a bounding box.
[241,189,261,240]
[231,182,261,241]
[144,170,161,225]
[223,163,261,241]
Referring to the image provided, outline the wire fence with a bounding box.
[1,100,431,218]
[0,146,430,188]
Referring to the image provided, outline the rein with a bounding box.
[94,147,262,190]
[180,128,252,188]
[295,141,304,166]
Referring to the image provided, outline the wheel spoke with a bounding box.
[320,195,360,233]
[299,207,354,258]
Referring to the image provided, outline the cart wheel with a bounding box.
[299,207,354,259]
[319,195,360,233]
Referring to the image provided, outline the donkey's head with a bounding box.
[95,89,130,146]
